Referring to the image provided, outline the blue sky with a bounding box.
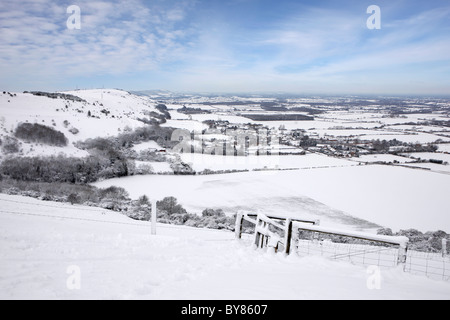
[0,0,449,95]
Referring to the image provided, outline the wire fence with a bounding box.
[295,237,450,282]
[296,239,400,269]
[405,250,450,281]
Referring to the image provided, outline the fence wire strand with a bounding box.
[295,233,450,282]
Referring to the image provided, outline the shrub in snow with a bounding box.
[128,208,149,221]
[377,228,394,236]
[137,195,150,206]
[201,216,220,229]
[69,127,79,135]
[387,229,450,253]
[135,163,154,175]
[15,123,68,147]
[202,208,225,218]
[170,213,192,225]
[67,193,82,205]
[127,200,150,221]
[427,230,448,252]
[397,229,424,243]
[124,195,152,221]
[157,197,187,215]
[1,136,20,154]
[184,218,202,228]
[24,91,86,102]
[170,158,195,175]
[3,187,21,195]
[98,186,129,201]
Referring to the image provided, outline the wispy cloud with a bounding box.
[0,0,449,94]
[0,0,198,89]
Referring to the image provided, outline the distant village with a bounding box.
[198,119,444,160]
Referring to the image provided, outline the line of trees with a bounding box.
[378,228,449,253]
[0,154,133,183]
[242,114,314,121]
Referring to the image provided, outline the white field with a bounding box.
[1,194,449,300]
[395,152,450,173]
[180,153,354,172]
[438,144,450,153]
[255,120,383,131]
[404,152,450,162]
[132,141,164,152]
[94,165,450,233]
[386,125,450,133]
[162,119,209,132]
[322,112,449,125]
[189,113,258,124]
[360,133,450,144]
[315,129,389,138]
[399,162,450,174]
[319,111,383,121]
[135,161,173,174]
[351,154,412,164]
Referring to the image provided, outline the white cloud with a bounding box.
[0,0,197,89]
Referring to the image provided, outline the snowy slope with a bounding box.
[1,194,449,300]
[0,89,162,158]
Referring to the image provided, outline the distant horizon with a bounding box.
[11,87,450,100]
[132,89,450,99]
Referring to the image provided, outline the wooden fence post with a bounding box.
[151,200,157,235]
[253,215,261,248]
[442,239,448,258]
[254,215,266,249]
[235,212,244,240]
[284,218,293,255]
[397,243,408,266]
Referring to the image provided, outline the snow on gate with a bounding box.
[235,212,450,281]
[294,223,409,269]
[235,212,409,267]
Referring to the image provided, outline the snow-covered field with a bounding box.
[438,144,450,153]
[94,165,450,233]
[404,152,450,162]
[180,153,354,172]
[351,154,412,164]
[360,133,450,144]
[1,194,449,300]
[399,162,450,174]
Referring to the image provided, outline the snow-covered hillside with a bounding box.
[0,89,163,158]
[1,194,449,300]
